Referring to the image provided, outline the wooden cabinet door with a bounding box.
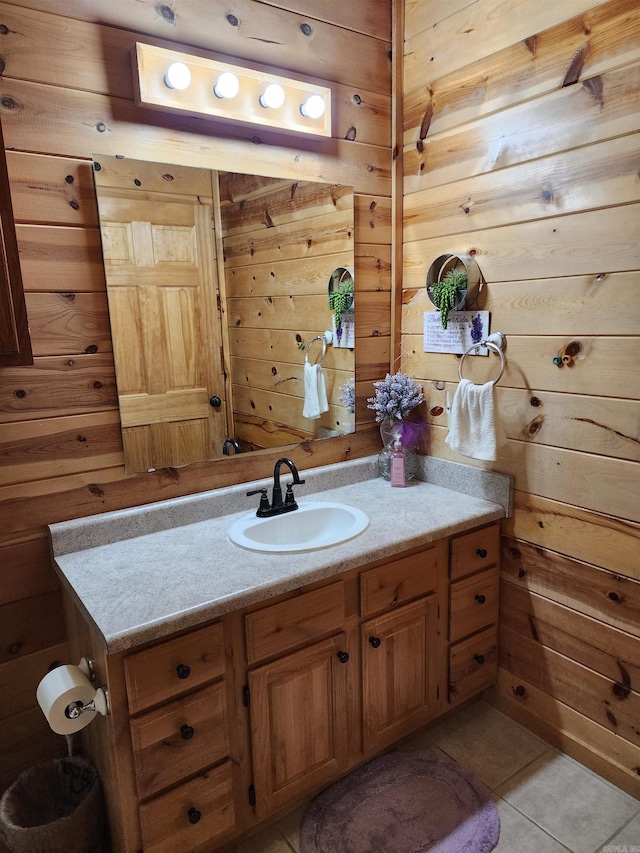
[93,155,227,473]
[248,633,349,818]
[362,596,439,754]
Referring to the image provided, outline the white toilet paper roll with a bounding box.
[36,664,98,735]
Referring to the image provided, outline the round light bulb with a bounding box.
[300,94,325,120]
[164,62,191,90]
[260,83,285,109]
[214,72,240,99]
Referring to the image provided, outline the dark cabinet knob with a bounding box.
[476,548,488,558]
[474,654,485,665]
[336,651,350,664]
[475,594,486,604]
[176,663,191,679]
[180,724,194,740]
[368,636,381,649]
[209,396,222,408]
[187,807,201,825]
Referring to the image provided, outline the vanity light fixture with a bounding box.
[132,43,332,137]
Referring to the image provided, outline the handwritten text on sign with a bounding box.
[423,311,490,354]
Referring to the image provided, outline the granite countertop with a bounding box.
[49,456,510,654]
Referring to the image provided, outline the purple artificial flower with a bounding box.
[470,313,484,344]
[367,372,424,422]
[338,378,355,414]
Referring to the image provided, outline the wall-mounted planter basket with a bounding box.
[328,266,354,346]
[425,253,481,312]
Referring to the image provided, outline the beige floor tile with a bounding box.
[276,804,306,852]
[597,811,640,852]
[229,823,294,853]
[493,796,572,853]
[421,699,552,789]
[496,751,640,853]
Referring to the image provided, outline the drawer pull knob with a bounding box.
[475,594,486,604]
[369,636,381,649]
[476,548,488,558]
[474,654,486,665]
[187,807,201,825]
[176,663,191,680]
[336,651,350,664]
[180,724,195,740]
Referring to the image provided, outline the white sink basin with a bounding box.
[228,501,369,554]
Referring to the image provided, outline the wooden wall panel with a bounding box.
[0,0,391,792]
[404,0,640,140]
[222,175,356,445]
[403,0,640,796]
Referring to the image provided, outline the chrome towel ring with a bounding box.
[305,330,333,366]
[458,332,507,386]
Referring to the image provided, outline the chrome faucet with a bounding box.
[246,457,305,518]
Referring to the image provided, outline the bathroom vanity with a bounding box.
[50,458,507,852]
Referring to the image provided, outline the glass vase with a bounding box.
[377,418,419,482]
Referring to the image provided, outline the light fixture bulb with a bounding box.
[260,83,285,109]
[214,71,240,99]
[300,94,326,120]
[164,62,191,90]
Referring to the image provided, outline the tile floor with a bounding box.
[228,700,640,853]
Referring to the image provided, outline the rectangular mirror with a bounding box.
[93,155,355,474]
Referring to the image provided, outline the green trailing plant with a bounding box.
[328,277,354,339]
[432,268,467,330]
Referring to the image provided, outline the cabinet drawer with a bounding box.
[449,627,497,705]
[139,761,235,853]
[450,566,499,642]
[450,523,500,580]
[130,682,229,800]
[360,548,438,617]
[246,582,345,665]
[125,622,225,714]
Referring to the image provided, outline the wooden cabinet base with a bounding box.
[70,522,500,851]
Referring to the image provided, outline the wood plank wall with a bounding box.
[221,176,356,446]
[0,0,391,791]
[402,0,640,797]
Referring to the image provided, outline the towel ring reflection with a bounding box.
[458,333,506,386]
[305,331,333,366]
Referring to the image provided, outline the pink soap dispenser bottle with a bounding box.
[390,438,405,487]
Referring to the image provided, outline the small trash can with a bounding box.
[0,756,108,853]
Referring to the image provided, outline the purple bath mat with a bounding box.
[300,751,500,853]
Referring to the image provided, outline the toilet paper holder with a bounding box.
[65,657,110,722]
[36,656,110,735]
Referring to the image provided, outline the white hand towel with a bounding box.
[445,378,506,461]
[303,361,329,419]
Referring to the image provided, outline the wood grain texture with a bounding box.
[499,622,640,748]
[503,491,640,579]
[404,63,640,193]
[0,0,391,793]
[490,669,640,799]
[500,581,640,695]
[404,0,640,140]
[7,0,391,94]
[404,0,616,92]
[403,0,640,801]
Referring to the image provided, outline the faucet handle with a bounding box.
[246,488,270,516]
[284,483,298,507]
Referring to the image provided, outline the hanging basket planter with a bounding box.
[426,253,481,329]
[328,266,354,344]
